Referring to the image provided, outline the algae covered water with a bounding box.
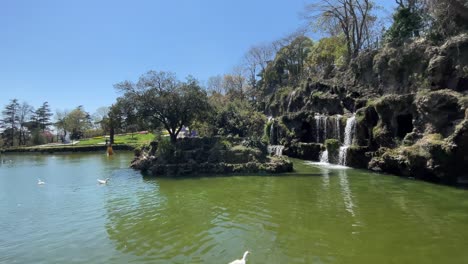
[1,153,468,263]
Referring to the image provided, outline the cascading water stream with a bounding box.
[323,116,328,141]
[268,145,284,156]
[314,114,321,143]
[270,119,275,145]
[335,115,341,143]
[319,149,329,163]
[338,114,356,166]
[287,91,296,112]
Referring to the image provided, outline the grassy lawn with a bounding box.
[77,132,156,146]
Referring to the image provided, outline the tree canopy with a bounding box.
[114,71,211,143]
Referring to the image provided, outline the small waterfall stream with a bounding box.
[314,114,321,143]
[335,114,342,143]
[287,91,296,112]
[314,115,342,144]
[268,118,284,156]
[319,149,329,163]
[338,114,356,166]
[315,113,355,165]
[268,145,284,156]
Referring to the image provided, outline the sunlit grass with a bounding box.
[77,132,155,146]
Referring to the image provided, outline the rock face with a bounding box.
[130,137,293,177]
[284,142,321,161]
[266,33,468,186]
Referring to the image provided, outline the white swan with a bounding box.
[229,251,249,264]
[97,178,110,184]
[37,179,45,185]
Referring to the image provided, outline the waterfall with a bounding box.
[338,170,356,217]
[319,150,329,163]
[335,115,341,143]
[270,119,275,145]
[323,116,328,141]
[344,114,356,146]
[314,114,335,143]
[314,114,321,143]
[287,91,296,112]
[338,114,356,166]
[268,145,284,156]
[338,146,347,165]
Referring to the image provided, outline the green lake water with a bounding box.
[1,152,468,264]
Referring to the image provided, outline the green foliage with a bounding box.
[77,132,155,146]
[156,136,178,163]
[385,7,423,44]
[64,106,92,140]
[31,129,46,145]
[114,71,211,143]
[242,138,268,154]
[34,102,53,132]
[212,99,266,138]
[262,36,314,88]
[1,99,20,147]
[262,121,272,143]
[307,35,347,73]
[324,139,340,152]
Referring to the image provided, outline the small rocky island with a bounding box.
[131,137,292,176]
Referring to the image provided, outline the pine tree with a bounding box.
[34,102,53,132]
[1,99,20,147]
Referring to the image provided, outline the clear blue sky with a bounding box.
[1,0,396,115]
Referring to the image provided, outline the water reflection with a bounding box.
[1,154,468,263]
[104,175,334,263]
[338,170,356,218]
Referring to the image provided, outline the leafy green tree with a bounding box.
[307,35,347,75]
[64,106,92,140]
[1,99,20,147]
[106,98,139,144]
[115,71,211,143]
[261,35,314,91]
[212,99,266,139]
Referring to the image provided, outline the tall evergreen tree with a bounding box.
[34,101,53,132]
[1,99,20,147]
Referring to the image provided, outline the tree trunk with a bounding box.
[110,126,115,144]
[170,133,177,144]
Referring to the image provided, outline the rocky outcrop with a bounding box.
[284,142,322,160]
[130,137,293,177]
[262,34,468,186]
[427,34,468,92]
[361,91,468,185]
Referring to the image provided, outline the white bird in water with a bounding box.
[229,251,249,264]
[97,178,110,184]
[37,179,45,185]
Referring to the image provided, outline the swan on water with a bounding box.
[229,251,249,264]
[97,178,110,184]
[37,179,45,185]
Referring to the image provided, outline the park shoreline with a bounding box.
[0,144,135,154]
